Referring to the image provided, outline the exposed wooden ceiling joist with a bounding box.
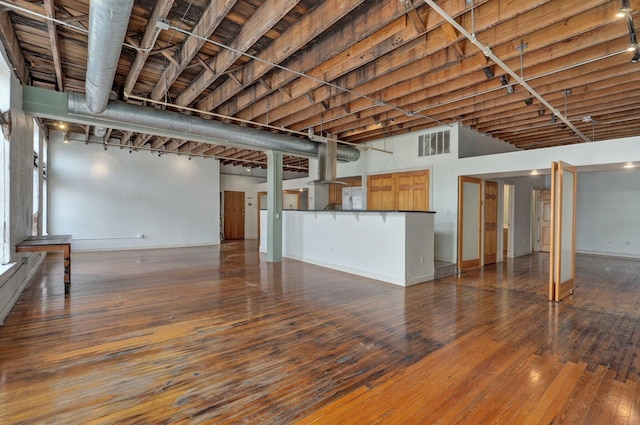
[1,0,639,170]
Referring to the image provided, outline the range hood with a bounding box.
[307,137,347,185]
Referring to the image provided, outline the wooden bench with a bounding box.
[16,235,71,294]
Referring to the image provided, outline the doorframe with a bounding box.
[503,182,515,260]
[532,189,540,252]
[458,176,483,272]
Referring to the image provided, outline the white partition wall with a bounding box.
[260,210,435,287]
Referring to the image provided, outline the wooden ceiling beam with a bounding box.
[151,137,168,149]
[123,0,173,96]
[191,143,213,155]
[196,0,365,112]
[3,0,44,16]
[177,0,301,107]
[441,22,464,59]
[0,12,28,84]
[56,14,88,24]
[230,0,500,122]
[133,133,153,148]
[218,0,435,119]
[272,0,615,132]
[461,75,640,130]
[43,0,64,92]
[150,0,239,101]
[400,0,428,34]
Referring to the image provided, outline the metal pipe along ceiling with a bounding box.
[68,92,361,162]
[85,0,134,114]
[423,0,590,143]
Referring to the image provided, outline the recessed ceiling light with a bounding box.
[531,170,539,175]
[624,162,635,168]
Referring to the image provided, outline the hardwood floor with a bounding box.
[1,242,640,424]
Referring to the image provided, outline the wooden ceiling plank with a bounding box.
[4,0,44,16]
[217,0,427,118]
[195,0,366,112]
[150,0,240,101]
[0,12,28,84]
[400,0,428,34]
[43,0,64,91]
[176,0,301,107]
[268,0,612,131]
[124,0,174,95]
[151,137,168,149]
[57,14,88,24]
[226,0,491,121]
[441,22,464,59]
[133,133,153,148]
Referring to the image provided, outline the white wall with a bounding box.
[48,131,220,250]
[458,125,519,158]
[252,124,640,263]
[504,175,546,257]
[576,168,640,258]
[220,173,263,239]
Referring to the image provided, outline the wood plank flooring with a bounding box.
[1,242,640,423]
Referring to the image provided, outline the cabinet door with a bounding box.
[397,170,429,211]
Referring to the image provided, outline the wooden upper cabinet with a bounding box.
[397,170,429,211]
[367,173,397,210]
[367,170,430,211]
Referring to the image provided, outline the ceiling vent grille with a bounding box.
[418,130,450,157]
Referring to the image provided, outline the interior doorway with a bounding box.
[538,189,552,252]
[484,180,498,265]
[503,183,514,259]
[458,176,483,272]
[223,191,245,240]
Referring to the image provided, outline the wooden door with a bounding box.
[539,190,552,252]
[397,170,429,211]
[549,161,577,302]
[458,176,483,271]
[367,173,396,210]
[483,181,498,265]
[257,191,266,240]
[224,191,245,240]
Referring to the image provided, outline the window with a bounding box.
[0,56,9,264]
[418,130,450,157]
[33,123,40,235]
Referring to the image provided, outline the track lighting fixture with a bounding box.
[482,66,494,79]
[550,114,557,124]
[619,0,639,59]
[524,98,533,106]
[499,75,514,94]
[617,0,631,18]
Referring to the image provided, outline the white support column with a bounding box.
[266,150,283,262]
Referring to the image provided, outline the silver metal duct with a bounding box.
[68,92,360,162]
[85,0,134,114]
[308,138,348,184]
